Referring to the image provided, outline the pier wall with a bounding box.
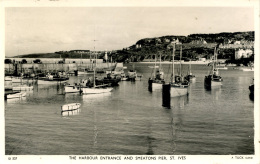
[5,63,116,75]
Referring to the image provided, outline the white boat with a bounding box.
[37,74,68,84]
[148,53,165,91]
[82,49,113,94]
[170,83,189,97]
[204,47,223,88]
[4,76,12,81]
[148,66,159,69]
[81,85,113,94]
[163,41,189,97]
[170,44,189,97]
[185,60,196,83]
[61,103,81,111]
[64,85,81,93]
[12,77,23,83]
[5,92,26,99]
[12,85,33,91]
[151,82,163,90]
[241,67,254,72]
[217,66,228,70]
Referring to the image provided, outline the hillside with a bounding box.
[12,31,254,63]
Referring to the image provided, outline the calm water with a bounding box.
[5,63,254,155]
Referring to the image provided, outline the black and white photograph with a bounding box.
[1,0,259,163]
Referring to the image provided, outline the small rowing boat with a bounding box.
[61,103,81,112]
[5,92,26,99]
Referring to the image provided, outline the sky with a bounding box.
[5,7,255,57]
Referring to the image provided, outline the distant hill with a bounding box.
[12,31,254,62]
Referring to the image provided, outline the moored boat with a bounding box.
[163,41,189,97]
[148,53,165,91]
[185,60,196,83]
[61,103,81,112]
[249,79,254,100]
[64,84,81,93]
[82,47,113,94]
[5,92,26,99]
[12,85,33,91]
[37,74,69,84]
[204,47,223,88]
[4,76,12,81]
[81,85,113,94]
[241,67,254,72]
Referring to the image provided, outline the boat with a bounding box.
[120,73,128,81]
[148,53,165,91]
[241,67,254,72]
[163,41,189,97]
[249,79,254,100]
[61,108,81,116]
[100,73,121,86]
[204,47,223,88]
[61,103,81,112]
[37,74,69,84]
[64,84,81,93]
[81,48,113,94]
[217,65,228,70]
[77,68,95,75]
[185,60,196,83]
[12,85,33,91]
[4,76,12,81]
[11,77,24,83]
[5,91,26,99]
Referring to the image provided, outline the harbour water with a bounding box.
[5,63,254,155]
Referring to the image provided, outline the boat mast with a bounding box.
[153,54,157,77]
[93,39,98,88]
[171,42,175,83]
[180,45,182,76]
[159,52,161,70]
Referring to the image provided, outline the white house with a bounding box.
[235,49,253,59]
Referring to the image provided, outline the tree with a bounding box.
[5,59,12,64]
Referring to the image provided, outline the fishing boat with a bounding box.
[77,68,95,75]
[12,85,33,91]
[5,91,26,99]
[163,42,189,97]
[185,60,196,83]
[37,74,69,84]
[148,53,165,91]
[100,73,121,86]
[61,103,81,112]
[81,47,113,94]
[204,47,223,88]
[64,84,81,93]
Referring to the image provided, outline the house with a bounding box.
[235,49,253,59]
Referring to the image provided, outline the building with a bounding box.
[235,49,253,59]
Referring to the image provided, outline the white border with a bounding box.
[0,0,259,164]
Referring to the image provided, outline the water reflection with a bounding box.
[171,95,189,109]
[163,95,187,154]
[204,87,221,101]
[61,108,81,117]
[65,93,80,100]
[82,92,112,102]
